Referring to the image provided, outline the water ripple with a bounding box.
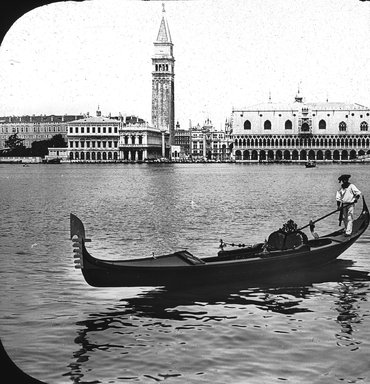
[1,164,370,383]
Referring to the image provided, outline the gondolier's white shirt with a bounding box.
[336,183,361,204]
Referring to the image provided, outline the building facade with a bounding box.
[0,114,84,149]
[67,110,121,161]
[67,109,170,162]
[151,5,175,146]
[119,122,169,161]
[231,94,370,162]
[173,123,191,157]
[190,119,230,161]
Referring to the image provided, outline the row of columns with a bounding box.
[234,148,369,161]
[70,150,147,161]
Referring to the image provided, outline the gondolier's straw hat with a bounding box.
[338,174,351,182]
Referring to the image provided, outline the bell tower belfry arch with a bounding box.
[151,4,175,146]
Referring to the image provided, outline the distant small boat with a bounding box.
[70,198,369,288]
[305,161,316,168]
[43,158,61,164]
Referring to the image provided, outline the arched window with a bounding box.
[285,120,292,130]
[264,120,271,130]
[301,123,310,132]
[244,120,251,130]
[319,120,326,130]
[325,150,332,160]
[360,121,368,131]
[339,122,347,132]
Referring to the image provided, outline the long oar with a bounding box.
[298,201,356,235]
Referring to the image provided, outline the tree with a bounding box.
[31,134,67,157]
[2,133,29,156]
[4,133,24,151]
[49,134,67,148]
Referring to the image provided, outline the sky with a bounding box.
[0,0,369,130]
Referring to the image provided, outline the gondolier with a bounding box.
[336,174,361,236]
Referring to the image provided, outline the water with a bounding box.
[1,163,370,383]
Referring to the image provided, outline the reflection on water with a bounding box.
[66,261,369,383]
[334,281,368,351]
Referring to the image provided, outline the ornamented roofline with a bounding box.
[233,101,370,113]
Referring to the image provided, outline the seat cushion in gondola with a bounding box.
[176,250,206,265]
[267,230,308,251]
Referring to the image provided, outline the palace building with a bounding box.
[119,121,168,162]
[231,92,370,162]
[190,119,230,161]
[67,109,120,161]
[0,114,84,149]
[66,109,169,162]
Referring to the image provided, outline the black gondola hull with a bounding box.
[71,198,369,288]
[80,239,355,287]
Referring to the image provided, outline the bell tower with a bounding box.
[152,4,175,146]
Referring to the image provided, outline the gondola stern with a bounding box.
[357,196,370,234]
[362,196,369,215]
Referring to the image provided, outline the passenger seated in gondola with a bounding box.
[265,219,308,251]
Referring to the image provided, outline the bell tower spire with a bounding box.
[151,3,175,148]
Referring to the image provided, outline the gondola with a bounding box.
[305,161,316,168]
[70,197,369,288]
